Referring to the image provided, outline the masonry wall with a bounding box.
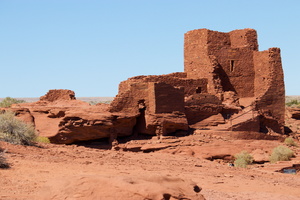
[109,82,149,113]
[184,29,221,95]
[183,28,285,133]
[184,28,258,98]
[229,29,258,50]
[254,48,285,133]
[118,73,208,97]
[110,81,186,115]
[213,48,255,97]
[148,82,185,114]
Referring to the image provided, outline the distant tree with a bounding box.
[286,99,300,107]
[0,97,26,108]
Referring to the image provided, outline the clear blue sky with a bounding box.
[0,0,299,97]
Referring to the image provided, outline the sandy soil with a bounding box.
[1,133,300,200]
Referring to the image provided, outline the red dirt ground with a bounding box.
[1,132,300,200]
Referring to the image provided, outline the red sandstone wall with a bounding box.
[109,82,149,113]
[118,73,208,97]
[184,28,259,98]
[206,30,230,53]
[207,29,257,98]
[254,48,285,133]
[184,28,285,133]
[229,29,258,50]
[118,73,187,93]
[214,48,255,97]
[184,29,222,95]
[148,82,184,114]
[253,51,270,97]
[110,81,186,115]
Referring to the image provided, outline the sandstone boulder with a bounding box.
[50,111,138,144]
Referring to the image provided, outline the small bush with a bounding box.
[0,97,26,108]
[35,136,50,143]
[234,151,253,168]
[0,150,9,169]
[0,111,36,145]
[269,145,294,163]
[284,137,297,147]
[286,99,300,107]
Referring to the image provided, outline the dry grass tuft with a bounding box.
[269,145,294,163]
[234,151,253,168]
[0,111,36,145]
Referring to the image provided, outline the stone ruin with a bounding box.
[8,28,285,144]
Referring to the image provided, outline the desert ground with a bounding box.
[1,129,300,200]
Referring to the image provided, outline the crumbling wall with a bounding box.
[184,28,285,133]
[184,29,223,96]
[118,73,208,97]
[229,29,258,50]
[40,89,76,102]
[110,81,188,136]
[184,29,257,98]
[109,82,149,113]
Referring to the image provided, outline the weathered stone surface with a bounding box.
[184,28,285,133]
[50,112,138,144]
[191,113,225,128]
[286,107,300,120]
[251,149,270,163]
[110,81,189,136]
[10,90,137,144]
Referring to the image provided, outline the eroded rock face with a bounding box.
[50,112,138,144]
[11,90,136,144]
[286,107,300,120]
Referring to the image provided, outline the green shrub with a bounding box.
[0,149,9,169]
[0,111,36,145]
[286,99,300,107]
[284,137,297,147]
[234,151,253,168]
[269,145,294,163]
[35,136,50,143]
[0,97,26,108]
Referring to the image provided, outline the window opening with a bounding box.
[196,87,202,93]
[229,60,235,72]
